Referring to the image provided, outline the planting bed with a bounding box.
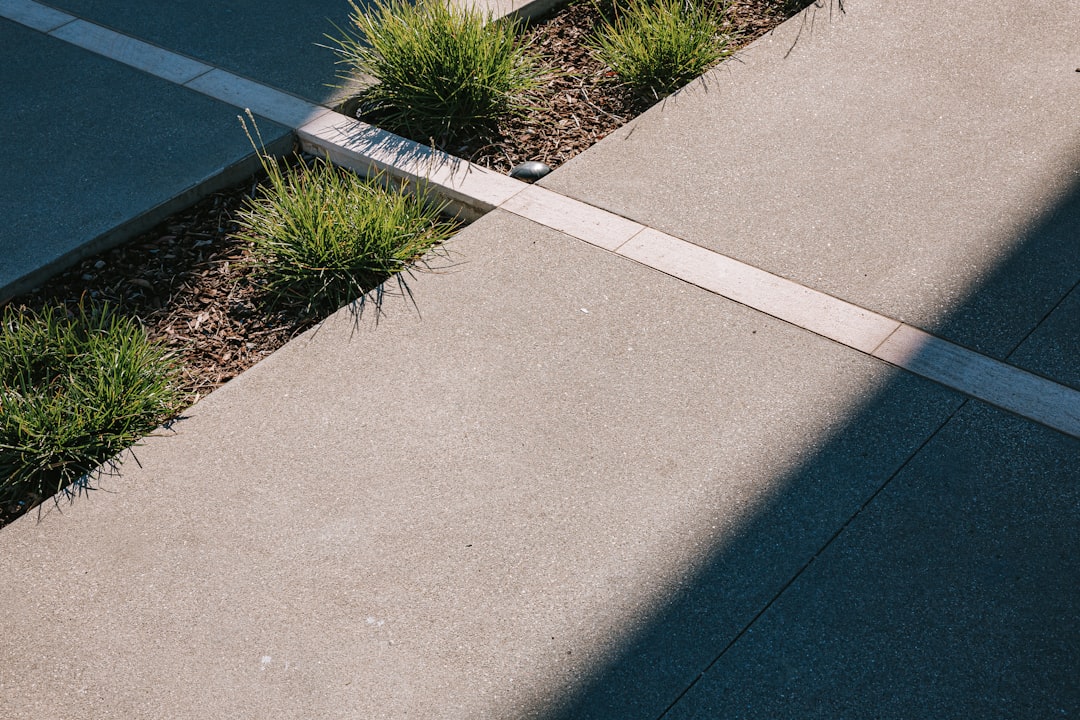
[1,0,809,527]
[354,0,812,172]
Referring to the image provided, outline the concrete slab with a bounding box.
[1009,282,1080,392]
[540,0,1080,359]
[0,19,289,301]
[0,211,962,719]
[664,401,1080,719]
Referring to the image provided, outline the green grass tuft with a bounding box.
[0,303,181,508]
[327,0,542,144]
[591,0,732,98]
[234,127,458,320]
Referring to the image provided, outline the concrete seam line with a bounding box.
[612,227,647,254]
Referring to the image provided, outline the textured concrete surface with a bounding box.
[541,0,1080,360]
[1010,282,1080,392]
[0,211,963,719]
[47,0,360,104]
[664,401,1080,719]
[0,18,289,301]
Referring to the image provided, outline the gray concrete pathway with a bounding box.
[1,0,1078,718]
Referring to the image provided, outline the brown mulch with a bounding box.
[381,0,810,172]
[5,184,301,405]
[1,0,807,528]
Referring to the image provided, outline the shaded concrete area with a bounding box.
[664,402,1079,720]
[1010,279,1080,391]
[46,0,360,104]
[0,17,290,301]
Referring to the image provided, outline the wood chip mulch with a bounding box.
[426,0,810,172]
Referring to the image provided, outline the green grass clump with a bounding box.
[327,0,542,144]
[234,138,458,320]
[591,0,731,98]
[0,304,180,508]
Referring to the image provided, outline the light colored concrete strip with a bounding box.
[185,70,330,128]
[4,1,324,126]
[50,19,212,84]
[873,325,1080,439]
[501,184,645,251]
[298,110,525,219]
[0,0,73,31]
[619,228,901,354]
[617,228,1079,437]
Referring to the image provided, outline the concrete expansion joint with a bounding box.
[2,0,1077,440]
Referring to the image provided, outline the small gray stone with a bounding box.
[509,161,552,182]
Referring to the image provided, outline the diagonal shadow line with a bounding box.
[520,106,1080,720]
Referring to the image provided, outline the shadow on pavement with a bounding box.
[531,142,1080,720]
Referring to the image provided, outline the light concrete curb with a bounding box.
[51,19,213,83]
[0,0,72,31]
[874,325,1080,439]
[297,111,526,221]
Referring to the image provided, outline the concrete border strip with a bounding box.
[297,111,525,220]
[50,19,213,84]
[618,228,900,354]
[613,229,1079,438]
[500,184,646,251]
[873,325,1080,438]
[183,70,331,128]
[0,0,73,31]
[4,0,1077,439]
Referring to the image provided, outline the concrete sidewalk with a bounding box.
[2,0,1078,718]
